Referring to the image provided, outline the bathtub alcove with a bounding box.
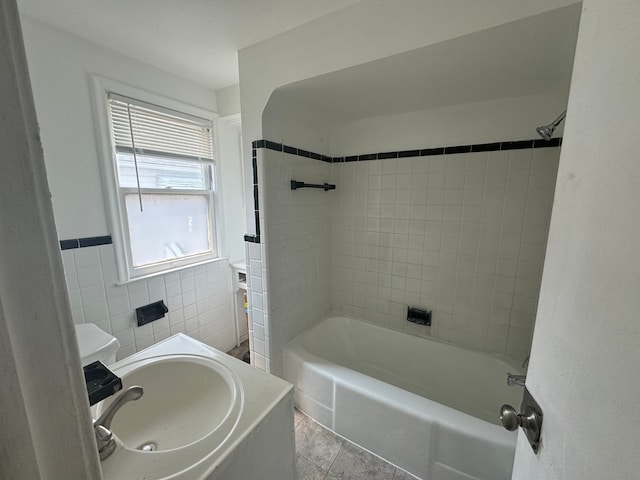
[284,316,523,479]
[248,4,582,480]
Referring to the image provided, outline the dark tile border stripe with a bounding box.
[534,138,562,148]
[244,234,261,243]
[245,143,262,244]
[420,147,445,156]
[252,137,562,164]
[501,140,534,150]
[245,136,563,245]
[399,150,420,158]
[60,235,112,251]
[60,239,80,250]
[444,145,472,154]
[471,142,501,152]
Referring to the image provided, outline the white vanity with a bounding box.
[95,334,294,480]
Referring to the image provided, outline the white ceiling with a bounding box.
[17,0,361,90]
[271,4,582,122]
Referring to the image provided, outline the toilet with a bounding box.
[74,323,120,366]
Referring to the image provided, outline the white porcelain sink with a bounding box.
[96,333,293,480]
[97,355,240,451]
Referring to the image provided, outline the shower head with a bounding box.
[536,110,567,141]
[536,125,555,141]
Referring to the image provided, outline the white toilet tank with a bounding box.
[74,323,120,366]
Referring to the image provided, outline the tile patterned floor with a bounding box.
[224,344,417,479]
[226,339,250,363]
[294,409,418,480]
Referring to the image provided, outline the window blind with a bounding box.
[107,93,214,162]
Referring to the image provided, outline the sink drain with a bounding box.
[138,442,158,452]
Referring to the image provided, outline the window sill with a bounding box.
[116,256,228,286]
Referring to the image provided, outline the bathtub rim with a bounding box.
[284,315,520,443]
[296,313,525,372]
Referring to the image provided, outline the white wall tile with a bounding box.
[133,322,153,342]
[113,328,134,348]
[184,303,197,320]
[166,294,184,311]
[170,323,186,336]
[80,284,106,306]
[71,307,84,324]
[73,247,100,267]
[106,295,130,317]
[182,289,196,306]
[110,312,134,333]
[116,344,136,361]
[147,277,166,302]
[67,287,82,309]
[151,316,170,334]
[76,265,103,287]
[83,301,109,324]
[168,308,184,326]
[185,317,199,334]
[180,275,195,292]
[330,148,559,359]
[165,280,181,298]
[135,335,155,352]
[105,283,127,299]
[128,289,149,310]
[61,244,235,361]
[251,146,558,375]
[153,329,171,343]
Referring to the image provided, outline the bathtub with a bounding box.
[283,316,523,480]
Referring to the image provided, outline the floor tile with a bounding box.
[296,453,328,480]
[225,340,249,362]
[294,408,306,428]
[295,416,344,470]
[294,410,414,480]
[393,468,419,479]
[329,442,395,480]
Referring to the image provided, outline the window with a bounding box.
[95,79,219,282]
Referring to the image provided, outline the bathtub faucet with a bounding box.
[507,373,526,387]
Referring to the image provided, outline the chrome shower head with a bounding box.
[536,125,555,141]
[536,111,566,141]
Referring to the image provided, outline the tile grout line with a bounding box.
[323,440,345,480]
[295,409,414,479]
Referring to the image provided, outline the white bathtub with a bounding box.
[283,316,523,480]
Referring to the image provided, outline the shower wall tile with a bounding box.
[252,140,559,372]
[331,147,560,361]
[63,244,236,360]
[252,148,333,376]
[245,238,268,372]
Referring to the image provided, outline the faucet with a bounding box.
[93,386,143,460]
[507,373,526,387]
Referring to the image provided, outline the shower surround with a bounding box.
[246,140,560,375]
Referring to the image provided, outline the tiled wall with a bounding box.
[61,243,236,360]
[246,147,333,375]
[248,140,559,373]
[245,241,266,370]
[330,147,559,360]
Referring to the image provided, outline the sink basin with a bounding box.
[97,333,292,480]
[97,355,240,451]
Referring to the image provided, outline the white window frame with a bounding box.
[92,76,222,283]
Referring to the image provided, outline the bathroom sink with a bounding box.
[97,355,240,451]
[97,333,292,480]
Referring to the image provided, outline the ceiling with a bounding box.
[17,0,361,90]
[270,4,581,122]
